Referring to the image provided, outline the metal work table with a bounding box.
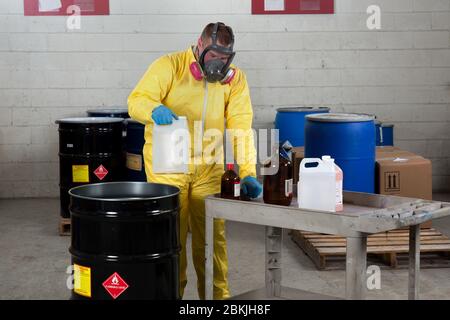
[205,192,450,300]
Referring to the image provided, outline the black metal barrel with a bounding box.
[86,109,129,180]
[125,118,147,181]
[86,108,129,144]
[56,117,124,218]
[86,108,129,119]
[69,182,180,300]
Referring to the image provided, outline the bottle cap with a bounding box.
[280,141,293,161]
[226,163,234,171]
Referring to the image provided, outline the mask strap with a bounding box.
[211,23,220,46]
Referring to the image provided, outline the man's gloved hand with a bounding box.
[241,176,262,199]
[151,105,178,125]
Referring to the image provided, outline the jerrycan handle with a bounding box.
[300,158,323,170]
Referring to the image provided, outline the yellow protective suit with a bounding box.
[128,47,256,300]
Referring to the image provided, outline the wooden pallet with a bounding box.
[291,228,450,270]
[59,218,71,236]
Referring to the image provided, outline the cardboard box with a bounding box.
[376,156,432,200]
[376,148,417,160]
[376,146,401,153]
[376,154,433,228]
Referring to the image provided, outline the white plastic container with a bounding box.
[152,116,190,174]
[298,156,343,212]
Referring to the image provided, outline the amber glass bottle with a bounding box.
[221,164,240,200]
[263,141,293,206]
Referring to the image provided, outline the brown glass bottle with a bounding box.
[263,149,293,206]
[221,164,240,200]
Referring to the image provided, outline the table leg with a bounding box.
[265,226,282,298]
[408,224,420,300]
[205,214,214,300]
[345,235,367,300]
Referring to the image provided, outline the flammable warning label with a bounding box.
[74,264,91,298]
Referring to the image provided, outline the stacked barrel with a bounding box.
[56,108,147,219]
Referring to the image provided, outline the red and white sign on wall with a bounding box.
[252,0,334,14]
[24,0,109,16]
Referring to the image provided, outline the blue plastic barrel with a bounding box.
[305,113,376,193]
[125,119,147,182]
[86,108,129,119]
[275,107,330,147]
[375,121,394,146]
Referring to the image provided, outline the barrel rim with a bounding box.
[306,113,375,122]
[276,106,330,113]
[124,118,140,125]
[55,117,125,124]
[375,121,394,127]
[86,108,129,115]
[355,113,377,119]
[69,246,181,262]
[68,181,180,202]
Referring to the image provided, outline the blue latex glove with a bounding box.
[241,176,262,199]
[151,105,178,125]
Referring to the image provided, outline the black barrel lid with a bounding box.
[55,117,124,124]
[69,182,180,202]
[86,108,128,115]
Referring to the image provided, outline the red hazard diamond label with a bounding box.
[102,272,129,299]
[94,165,108,180]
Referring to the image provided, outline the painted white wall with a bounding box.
[0,0,449,197]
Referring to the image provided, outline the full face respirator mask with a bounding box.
[190,22,236,84]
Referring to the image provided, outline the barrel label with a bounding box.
[73,264,91,298]
[285,179,293,197]
[94,165,108,180]
[72,165,89,183]
[234,182,240,198]
[126,152,142,171]
[102,272,129,300]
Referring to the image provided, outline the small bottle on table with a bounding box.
[221,164,240,200]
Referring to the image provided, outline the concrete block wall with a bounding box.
[0,0,449,197]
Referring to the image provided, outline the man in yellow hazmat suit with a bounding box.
[128,22,262,300]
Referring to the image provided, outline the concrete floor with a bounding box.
[0,196,449,300]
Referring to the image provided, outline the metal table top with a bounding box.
[205,192,450,236]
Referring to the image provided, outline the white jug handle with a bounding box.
[300,158,322,170]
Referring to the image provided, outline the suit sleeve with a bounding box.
[127,55,174,125]
[225,70,257,179]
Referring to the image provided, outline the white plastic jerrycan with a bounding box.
[152,116,190,174]
[298,156,343,212]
